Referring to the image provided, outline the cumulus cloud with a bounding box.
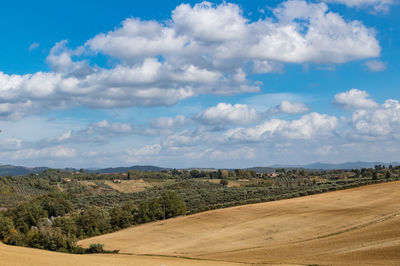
[149,115,189,129]
[253,60,285,73]
[196,103,260,126]
[89,1,379,64]
[350,99,400,137]
[322,0,396,13]
[365,60,387,71]
[92,120,133,134]
[46,40,91,77]
[127,143,162,157]
[269,100,310,114]
[334,89,378,109]
[161,127,212,148]
[4,88,399,167]
[223,112,338,142]
[48,120,134,145]
[0,1,380,120]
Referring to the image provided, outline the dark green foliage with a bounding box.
[109,205,133,229]
[76,206,111,237]
[86,243,104,253]
[0,166,398,255]
[160,190,186,219]
[220,179,229,186]
[39,192,73,218]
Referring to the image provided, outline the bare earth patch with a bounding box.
[104,179,151,193]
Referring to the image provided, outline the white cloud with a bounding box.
[0,1,381,120]
[87,18,187,60]
[173,2,248,43]
[269,100,310,114]
[0,146,77,160]
[49,120,135,145]
[128,143,162,156]
[247,0,380,63]
[196,103,260,126]
[88,1,379,65]
[223,112,338,141]
[149,115,189,129]
[334,89,378,109]
[57,130,72,142]
[28,42,40,52]
[209,147,256,160]
[365,60,387,71]
[5,138,22,148]
[322,0,396,13]
[46,40,91,77]
[350,99,400,137]
[162,127,211,147]
[253,60,284,73]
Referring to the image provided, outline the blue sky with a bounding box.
[0,0,399,168]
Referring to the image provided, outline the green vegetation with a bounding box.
[0,165,399,254]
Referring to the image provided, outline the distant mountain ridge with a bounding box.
[0,164,167,176]
[85,165,166,174]
[269,161,400,170]
[0,165,48,176]
[0,161,399,176]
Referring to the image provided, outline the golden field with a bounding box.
[2,181,400,265]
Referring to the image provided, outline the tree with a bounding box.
[109,206,132,229]
[372,171,378,180]
[0,214,15,242]
[218,170,229,179]
[385,171,391,179]
[76,206,111,237]
[40,192,73,218]
[160,190,186,219]
[220,179,229,186]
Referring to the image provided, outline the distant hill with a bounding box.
[1,161,399,176]
[269,161,400,170]
[0,165,48,176]
[245,166,276,173]
[0,165,167,176]
[85,165,167,174]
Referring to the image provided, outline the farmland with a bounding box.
[79,181,400,265]
[0,166,399,265]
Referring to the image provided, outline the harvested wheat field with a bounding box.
[79,181,400,265]
[0,241,243,266]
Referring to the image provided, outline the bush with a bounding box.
[86,243,104,253]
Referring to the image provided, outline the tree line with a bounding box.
[0,190,186,253]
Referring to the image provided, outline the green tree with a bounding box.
[372,171,378,180]
[0,213,14,241]
[160,190,186,219]
[109,206,132,229]
[385,171,391,179]
[77,206,111,237]
[220,179,229,186]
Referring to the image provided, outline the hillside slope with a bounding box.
[0,242,242,266]
[79,181,400,265]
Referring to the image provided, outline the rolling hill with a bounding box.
[79,181,400,265]
[1,181,399,265]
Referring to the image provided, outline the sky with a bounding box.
[0,0,399,168]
